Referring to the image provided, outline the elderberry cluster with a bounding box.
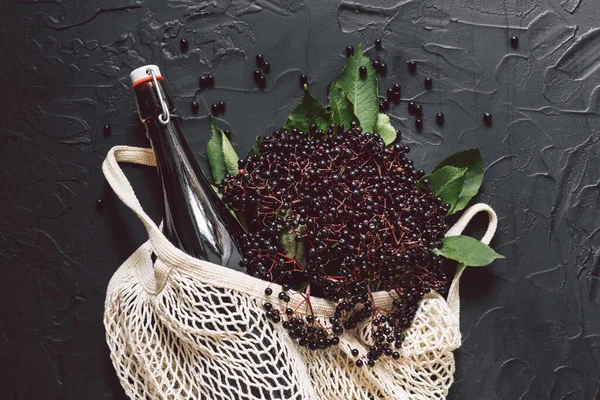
[219,123,452,366]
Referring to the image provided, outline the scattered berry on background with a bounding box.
[191,100,199,114]
[407,61,417,74]
[180,38,189,53]
[424,77,433,90]
[346,46,354,57]
[103,124,111,137]
[484,112,492,126]
[299,74,308,87]
[436,113,444,126]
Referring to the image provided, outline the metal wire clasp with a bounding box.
[147,68,170,124]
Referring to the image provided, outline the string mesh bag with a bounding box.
[102,145,498,400]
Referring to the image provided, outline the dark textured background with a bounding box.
[1,0,600,399]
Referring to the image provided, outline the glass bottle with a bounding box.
[130,65,243,270]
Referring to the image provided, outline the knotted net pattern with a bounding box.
[102,146,498,400]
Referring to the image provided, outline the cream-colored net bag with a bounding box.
[102,146,498,400]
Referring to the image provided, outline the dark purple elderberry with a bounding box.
[191,100,199,113]
[256,53,265,66]
[199,74,215,89]
[263,62,271,74]
[218,101,226,114]
[180,39,189,53]
[265,287,273,296]
[378,62,387,76]
[408,101,417,115]
[299,74,308,87]
[95,198,104,212]
[374,38,382,50]
[415,118,423,131]
[484,112,492,126]
[436,113,444,126]
[379,98,390,112]
[510,36,519,49]
[256,74,266,89]
[414,105,423,117]
[424,77,433,90]
[346,46,354,57]
[103,124,111,137]
[206,74,215,88]
[211,103,220,115]
[359,66,367,79]
[221,125,452,365]
[372,60,381,70]
[407,61,417,74]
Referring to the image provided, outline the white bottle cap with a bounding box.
[130,65,162,86]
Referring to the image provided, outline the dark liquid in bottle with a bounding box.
[133,77,243,270]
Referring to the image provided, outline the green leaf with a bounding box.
[207,119,228,184]
[433,235,505,267]
[285,85,331,133]
[248,136,261,156]
[208,118,240,183]
[334,44,379,133]
[281,225,307,268]
[328,81,357,130]
[222,133,239,176]
[425,166,467,213]
[433,149,484,214]
[374,113,397,145]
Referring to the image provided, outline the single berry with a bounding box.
[206,74,215,87]
[263,62,271,74]
[436,113,444,126]
[356,360,363,367]
[484,112,492,126]
[253,70,262,80]
[345,46,354,57]
[199,75,208,88]
[351,349,359,357]
[415,118,423,131]
[372,60,381,70]
[223,130,231,139]
[257,74,266,89]
[375,39,382,50]
[407,61,417,74]
[379,98,390,112]
[359,66,367,79]
[424,77,432,90]
[510,36,519,49]
[103,124,111,137]
[300,74,308,87]
[191,100,199,113]
[256,53,265,66]
[392,351,400,360]
[392,84,401,93]
[218,101,226,113]
[265,287,273,296]
[95,198,104,212]
[211,103,220,115]
[415,105,423,116]
[179,39,189,53]
[408,101,417,114]
[378,62,387,76]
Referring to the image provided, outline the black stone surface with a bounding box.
[1,0,600,399]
